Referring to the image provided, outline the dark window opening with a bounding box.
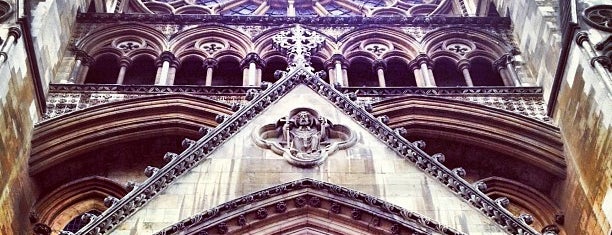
[470,58,505,86]
[84,54,120,84]
[262,57,288,83]
[213,58,242,86]
[348,58,378,87]
[124,56,157,85]
[433,58,465,87]
[63,210,101,233]
[175,57,207,85]
[385,58,416,87]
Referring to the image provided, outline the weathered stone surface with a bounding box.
[0,25,38,235]
[553,43,612,235]
[111,85,509,235]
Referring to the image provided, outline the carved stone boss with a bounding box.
[252,108,356,167]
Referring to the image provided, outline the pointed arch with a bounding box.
[422,27,511,58]
[75,23,167,54]
[34,176,127,235]
[169,25,252,58]
[30,94,233,176]
[338,26,420,60]
[372,96,566,177]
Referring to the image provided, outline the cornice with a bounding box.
[76,13,512,28]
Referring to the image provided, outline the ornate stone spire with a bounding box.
[272,25,325,73]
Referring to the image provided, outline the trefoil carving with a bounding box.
[252,108,356,167]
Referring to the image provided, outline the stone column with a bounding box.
[493,57,511,86]
[240,53,265,86]
[576,32,612,86]
[0,27,22,63]
[373,59,387,87]
[287,0,296,16]
[409,61,424,87]
[457,59,474,86]
[415,54,435,87]
[155,51,177,85]
[203,58,217,86]
[505,56,521,86]
[116,57,132,85]
[326,54,348,87]
[76,56,94,84]
[66,51,87,83]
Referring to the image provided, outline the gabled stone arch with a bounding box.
[338,26,420,59]
[34,176,127,235]
[478,177,563,234]
[155,178,465,235]
[252,25,337,60]
[169,25,251,59]
[29,94,233,176]
[75,23,167,56]
[422,27,511,58]
[372,95,566,178]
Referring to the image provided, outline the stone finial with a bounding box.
[273,25,325,72]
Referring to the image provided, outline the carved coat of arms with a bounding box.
[252,108,357,167]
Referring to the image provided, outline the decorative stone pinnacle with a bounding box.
[273,25,325,73]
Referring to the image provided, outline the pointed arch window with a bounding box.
[470,58,505,86]
[433,58,465,87]
[123,56,157,85]
[84,54,120,84]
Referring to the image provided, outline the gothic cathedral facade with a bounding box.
[0,0,610,235]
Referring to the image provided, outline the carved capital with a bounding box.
[457,59,471,70]
[119,57,132,67]
[413,54,432,67]
[492,54,510,71]
[203,58,218,69]
[575,32,590,46]
[8,26,22,40]
[157,51,179,67]
[372,59,386,71]
[324,54,348,69]
[240,52,265,69]
[591,55,612,69]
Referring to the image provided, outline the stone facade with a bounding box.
[0,0,610,234]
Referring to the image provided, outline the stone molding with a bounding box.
[154,178,466,235]
[72,67,543,234]
[76,13,513,28]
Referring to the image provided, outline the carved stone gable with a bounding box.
[252,108,357,167]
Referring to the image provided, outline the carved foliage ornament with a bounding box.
[252,108,357,167]
[273,25,325,72]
